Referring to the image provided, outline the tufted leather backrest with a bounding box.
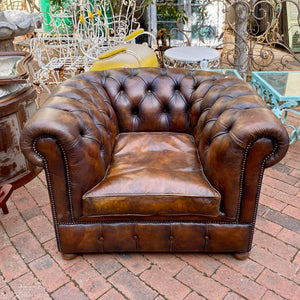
[80,68,226,133]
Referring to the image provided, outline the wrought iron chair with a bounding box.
[30,8,84,93]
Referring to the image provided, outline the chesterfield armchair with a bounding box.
[20,68,289,260]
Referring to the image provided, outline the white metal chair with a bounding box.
[30,8,83,93]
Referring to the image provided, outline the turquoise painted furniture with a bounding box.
[251,71,300,144]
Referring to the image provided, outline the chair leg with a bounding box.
[61,253,78,260]
[233,251,249,260]
[0,184,13,215]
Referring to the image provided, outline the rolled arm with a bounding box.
[193,78,289,220]
[21,75,119,221]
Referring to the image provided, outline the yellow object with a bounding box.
[97,10,101,16]
[90,44,159,71]
[79,16,84,24]
[89,12,94,20]
[98,47,127,59]
[124,29,145,41]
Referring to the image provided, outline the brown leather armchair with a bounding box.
[21,68,289,260]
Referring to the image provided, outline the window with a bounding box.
[147,0,224,47]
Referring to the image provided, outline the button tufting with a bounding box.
[132,107,139,115]
[169,235,174,240]
[204,235,209,240]
[174,84,180,91]
[133,234,138,240]
[99,236,104,241]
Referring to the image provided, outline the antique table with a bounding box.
[251,71,300,144]
[163,46,220,70]
[0,52,40,188]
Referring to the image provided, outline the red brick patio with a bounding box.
[1,111,300,300]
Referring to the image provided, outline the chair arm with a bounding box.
[21,74,119,222]
[193,77,289,221]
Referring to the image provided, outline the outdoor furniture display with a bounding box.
[21,68,289,260]
[163,46,220,69]
[0,52,40,189]
[251,71,300,144]
[76,0,157,66]
[30,0,157,92]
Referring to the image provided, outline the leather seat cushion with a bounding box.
[83,132,221,218]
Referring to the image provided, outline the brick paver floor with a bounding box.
[1,106,300,300]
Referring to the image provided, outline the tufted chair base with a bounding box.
[57,223,252,255]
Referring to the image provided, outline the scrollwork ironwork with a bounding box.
[153,0,300,78]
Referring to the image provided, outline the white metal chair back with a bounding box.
[76,0,142,62]
[30,9,82,93]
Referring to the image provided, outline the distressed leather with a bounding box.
[21,68,289,256]
[83,132,221,219]
[58,223,252,254]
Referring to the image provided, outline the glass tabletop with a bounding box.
[0,56,24,78]
[257,72,300,97]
